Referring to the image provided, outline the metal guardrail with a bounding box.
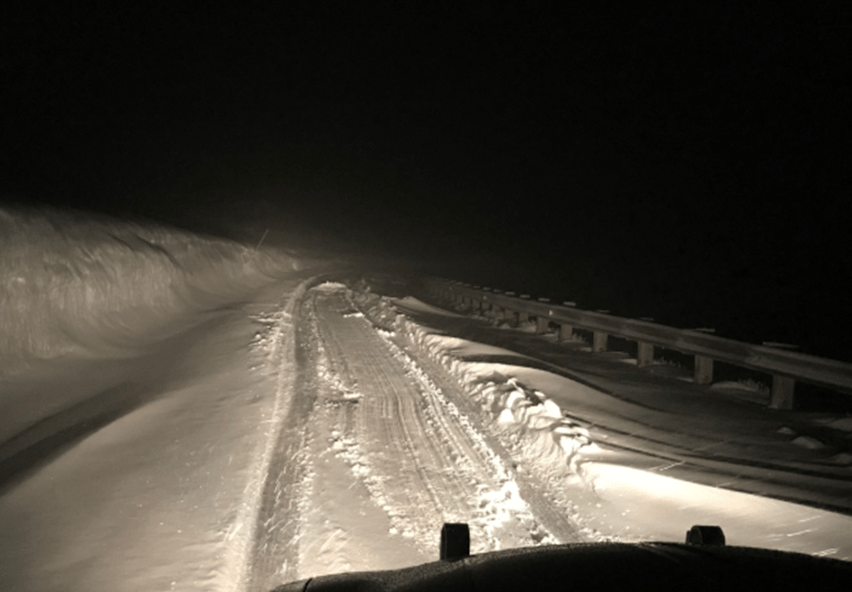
[425,278,852,410]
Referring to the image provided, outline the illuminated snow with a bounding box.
[2,209,851,592]
[391,298,852,559]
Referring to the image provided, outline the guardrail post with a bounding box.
[558,324,573,342]
[593,332,608,352]
[694,355,714,385]
[770,376,795,410]
[519,311,529,323]
[637,342,654,367]
[536,316,548,334]
[505,309,519,327]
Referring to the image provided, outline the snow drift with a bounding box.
[359,290,852,559]
[0,206,295,376]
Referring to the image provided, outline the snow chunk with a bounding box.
[497,408,515,424]
[827,417,852,432]
[541,399,562,419]
[504,389,529,411]
[314,281,348,292]
[791,436,825,450]
[480,480,527,514]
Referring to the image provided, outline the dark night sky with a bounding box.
[2,2,850,354]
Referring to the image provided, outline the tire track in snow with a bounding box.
[245,278,324,592]
[314,295,448,552]
[373,326,571,549]
[305,286,560,557]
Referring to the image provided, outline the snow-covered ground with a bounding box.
[1,207,850,592]
[0,207,315,591]
[384,293,852,559]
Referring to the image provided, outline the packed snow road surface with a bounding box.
[248,283,582,590]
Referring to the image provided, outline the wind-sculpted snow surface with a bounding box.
[385,296,852,559]
[0,206,294,379]
[389,315,610,540]
[0,205,320,591]
[3,212,849,592]
[372,328,559,549]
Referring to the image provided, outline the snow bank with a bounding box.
[393,314,600,478]
[0,275,310,591]
[373,328,558,551]
[0,206,325,591]
[0,206,296,378]
[376,295,852,558]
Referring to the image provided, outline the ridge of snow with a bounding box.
[232,278,313,591]
[373,327,558,550]
[383,298,852,558]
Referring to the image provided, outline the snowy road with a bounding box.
[2,269,850,592]
[248,283,583,589]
